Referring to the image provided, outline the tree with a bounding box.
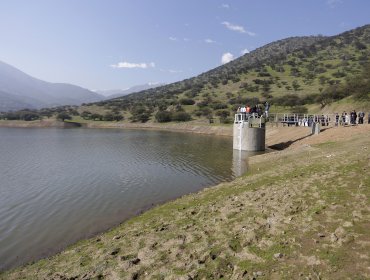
[56,112,72,121]
[103,113,115,121]
[90,113,103,121]
[112,114,124,121]
[81,111,92,119]
[129,106,151,123]
[346,62,370,100]
[155,111,172,122]
[21,112,40,121]
[292,80,301,91]
[179,98,195,105]
[172,112,191,122]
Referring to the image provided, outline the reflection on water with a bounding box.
[0,128,237,271]
[232,149,266,177]
[232,150,249,177]
[0,127,265,271]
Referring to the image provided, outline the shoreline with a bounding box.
[1,124,370,279]
[0,119,233,137]
[0,122,234,272]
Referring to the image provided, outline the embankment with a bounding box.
[0,120,82,128]
[0,120,232,137]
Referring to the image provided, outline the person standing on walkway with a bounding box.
[342,112,346,126]
[240,106,246,121]
[345,112,350,126]
[335,113,339,126]
[264,101,270,118]
[358,111,364,124]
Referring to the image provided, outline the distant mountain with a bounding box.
[95,83,166,99]
[0,61,104,111]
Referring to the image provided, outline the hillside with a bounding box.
[79,24,370,123]
[95,83,166,99]
[0,61,103,111]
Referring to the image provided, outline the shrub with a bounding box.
[211,102,228,110]
[155,111,172,122]
[81,111,92,119]
[197,100,209,108]
[56,112,72,121]
[179,98,195,105]
[291,105,308,114]
[90,113,103,121]
[215,110,230,118]
[172,112,191,122]
[103,113,115,121]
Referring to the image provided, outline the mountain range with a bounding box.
[0,60,167,112]
[0,61,105,111]
[94,83,166,99]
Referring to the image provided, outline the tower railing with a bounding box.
[234,113,266,128]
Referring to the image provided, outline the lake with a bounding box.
[0,127,250,271]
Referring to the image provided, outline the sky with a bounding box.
[0,0,369,91]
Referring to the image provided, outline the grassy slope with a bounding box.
[79,24,370,122]
[2,126,370,280]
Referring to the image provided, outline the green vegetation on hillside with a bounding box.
[81,24,370,122]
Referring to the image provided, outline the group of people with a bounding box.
[235,103,370,127]
[237,102,270,118]
[335,110,369,126]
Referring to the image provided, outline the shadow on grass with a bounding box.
[268,127,332,150]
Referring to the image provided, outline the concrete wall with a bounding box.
[233,123,266,151]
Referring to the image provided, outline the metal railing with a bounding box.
[234,113,266,128]
[235,112,366,127]
[265,113,343,127]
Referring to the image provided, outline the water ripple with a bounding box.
[0,128,235,271]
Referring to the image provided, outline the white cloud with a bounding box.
[169,69,183,73]
[327,0,342,7]
[169,37,178,41]
[205,38,216,44]
[221,21,256,36]
[110,61,155,69]
[183,38,190,42]
[222,21,245,33]
[221,52,234,64]
[241,48,250,55]
[221,4,230,8]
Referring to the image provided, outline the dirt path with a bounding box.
[266,123,370,149]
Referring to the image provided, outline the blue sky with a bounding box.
[0,0,369,91]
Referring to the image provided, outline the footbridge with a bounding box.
[233,113,335,151]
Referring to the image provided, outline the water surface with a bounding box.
[0,127,246,270]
